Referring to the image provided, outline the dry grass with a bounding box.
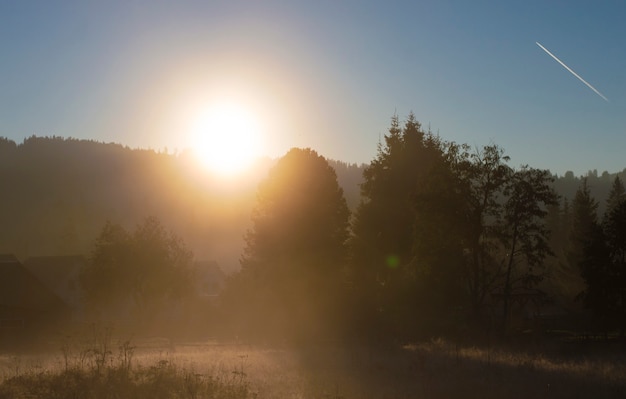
[2,335,626,398]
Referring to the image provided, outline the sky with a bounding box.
[1,0,625,176]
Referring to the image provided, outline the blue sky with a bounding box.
[1,0,625,176]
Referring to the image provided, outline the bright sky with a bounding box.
[1,1,625,176]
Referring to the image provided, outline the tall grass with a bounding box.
[0,358,250,399]
[0,326,250,399]
[2,333,626,398]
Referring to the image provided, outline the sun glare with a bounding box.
[191,102,263,176]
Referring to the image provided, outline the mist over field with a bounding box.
[2,128,626,398]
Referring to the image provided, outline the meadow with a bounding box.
[1,332,626,399]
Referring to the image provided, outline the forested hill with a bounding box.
[553,169,626,214]
[0,136,261,271]
[0,136,623,272]
[0,136,365,272]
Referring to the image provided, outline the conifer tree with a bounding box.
[224,148,350,342]
[349,113,445,338]
[605,176,626,217]
[568,178,599,270]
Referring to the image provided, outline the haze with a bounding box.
[2,2,626,399]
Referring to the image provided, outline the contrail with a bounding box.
[536,42,609,102]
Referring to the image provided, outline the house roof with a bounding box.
[0,254,68,312]
[23,255,85,291]
[23,255,86,308]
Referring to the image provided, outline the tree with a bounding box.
[349,113,445,338]
[560,197,573,252]
[500,167,559,329]
[578,222,611,329]
[414,144,511,324]
[605,176,626,217]
[411,142,471,332]
[568,178,626,332]
[413,145,558,332]
[460,145,513,320]
[568,178,599,271]
[81,221,132,309]
[81,217,194,323]
[223,148,350,342]
[603,199,626,333]
[579,189,626,334]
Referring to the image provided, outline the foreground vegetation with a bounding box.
[0,336,250,399]
[2,336,626,399]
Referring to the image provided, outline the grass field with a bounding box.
[2,334,626,398]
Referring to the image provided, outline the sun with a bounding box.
[190,102,263,176]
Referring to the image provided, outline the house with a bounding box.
[23,255,86,322]
[0,254,69,336]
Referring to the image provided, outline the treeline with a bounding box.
[2,121,626,343]
[554,169,626,215]
[222,115,555,342]
[220,114,626,343]
[0,136,269,271]
[0,135,622,269]
[0,136,368,272]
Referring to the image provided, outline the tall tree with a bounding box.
[578,222,611,330]
[603,199,626,333]
[415,144,512,323]
[349,113,445,338]
[462,145,513,319]
[224,148,350,342]
[500,167,559,329]
[605,176,626,217]
[568,178,599,271]
[577,203,626,334]
[579,189,626,334]
[411,142,471,331]
[545,199,567,269]
[413,146,558,331]
[560,197,573,252]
